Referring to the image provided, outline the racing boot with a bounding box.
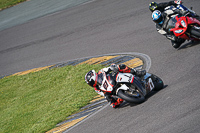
[110,98,124,108]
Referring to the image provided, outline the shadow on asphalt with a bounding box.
[178,41,200,50]
[118,85,168,108]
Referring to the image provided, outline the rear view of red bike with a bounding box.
[167,15,200,48]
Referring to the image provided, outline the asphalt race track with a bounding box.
[1,0,200,133]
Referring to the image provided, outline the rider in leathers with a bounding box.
[85,64,146,108]
[149,0,200,48]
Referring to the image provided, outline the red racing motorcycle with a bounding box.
[166,14,200,48]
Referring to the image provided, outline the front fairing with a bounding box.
[166,16,177,32]
[170,16,187,36]
[98,72,114,93]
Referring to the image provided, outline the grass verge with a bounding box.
[0,0,27,10]
[0,64,103,133]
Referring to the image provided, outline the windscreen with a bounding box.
[166,17,177,32]
[97,73,104,86]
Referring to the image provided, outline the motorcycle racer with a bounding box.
[85,64,146,108]
[149,0,200,48]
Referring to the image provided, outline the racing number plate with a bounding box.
[100,79,113,92]
[147,78,154,91]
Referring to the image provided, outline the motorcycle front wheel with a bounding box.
[117,79,145,104]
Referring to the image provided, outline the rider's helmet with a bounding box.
[85,70,97,87]
[152,10,164,25]
[149,2,158,12]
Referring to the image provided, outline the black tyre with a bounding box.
[171,38,185,49]
[117,79,145,104]
[151,74,164,91]
[171,40,181,48]
[190,26,200,38]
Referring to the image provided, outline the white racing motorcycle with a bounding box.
[97,70,164,104]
